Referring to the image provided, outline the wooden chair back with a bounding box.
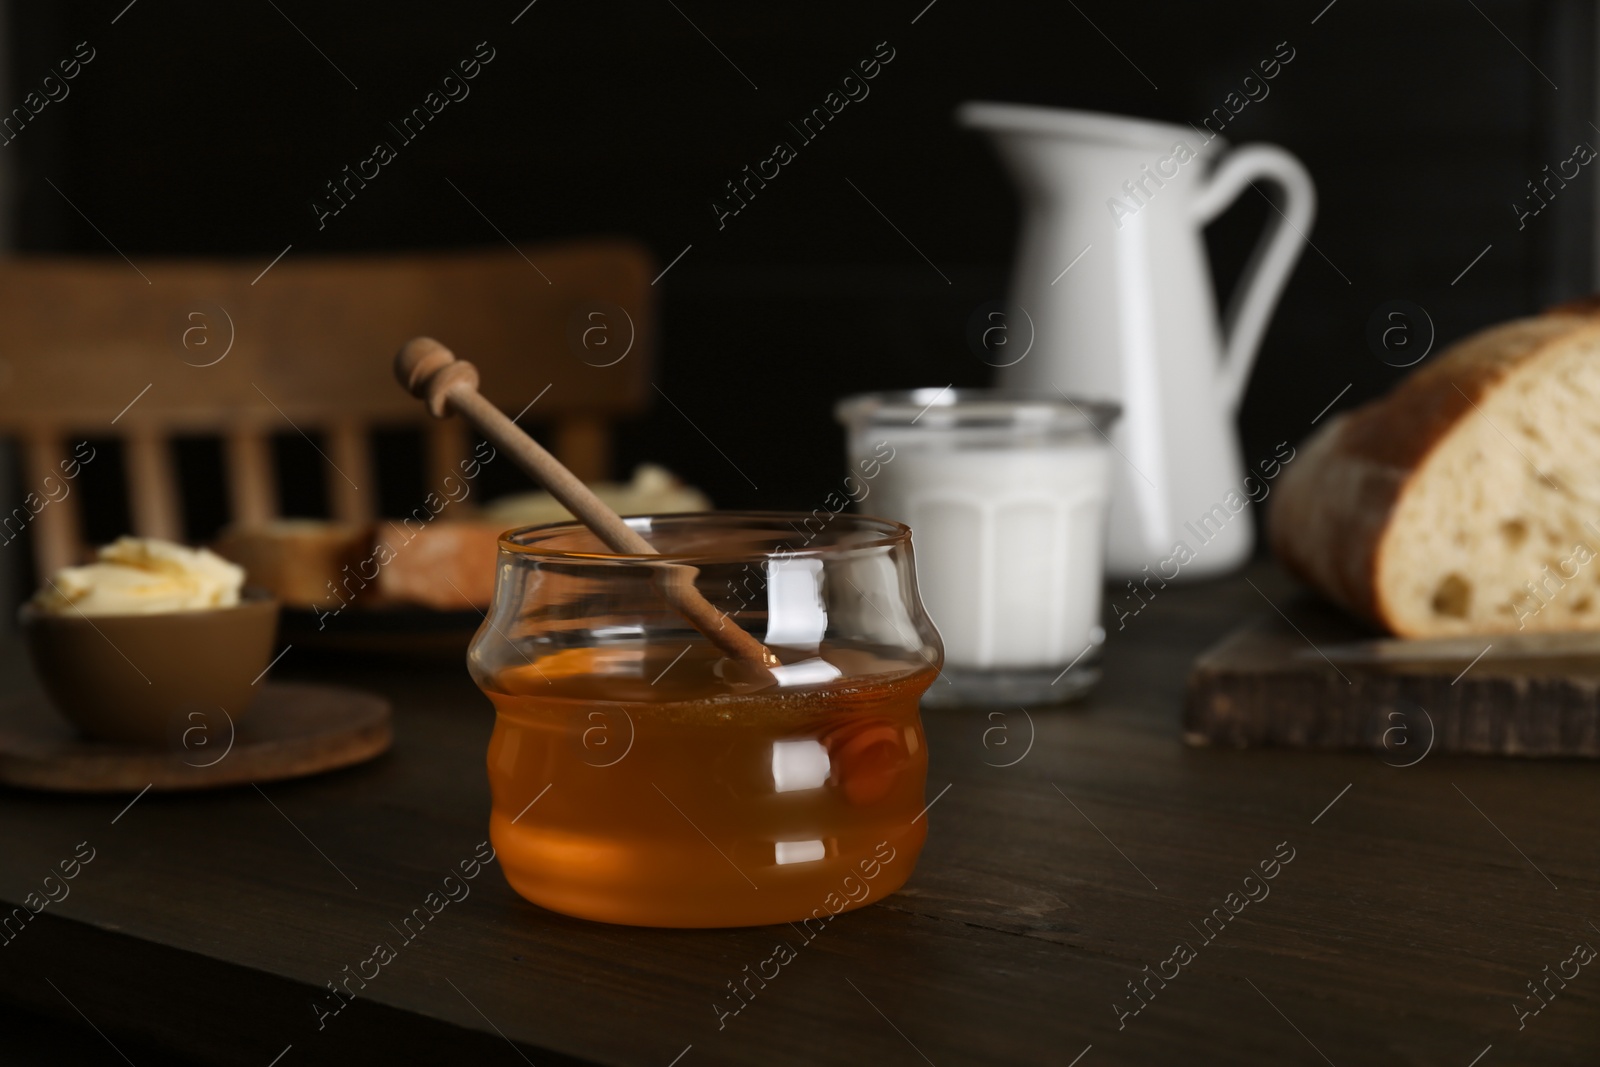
[0,242,655,576]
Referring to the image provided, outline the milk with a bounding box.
[836,389,1119,705]
[862,440,1111,670]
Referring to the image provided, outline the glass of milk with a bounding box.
[835,389,1119,706]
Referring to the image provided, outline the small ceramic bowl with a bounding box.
[19,593,279,745]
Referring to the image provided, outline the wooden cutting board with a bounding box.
[1184,597,1600,757]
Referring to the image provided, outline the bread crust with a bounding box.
[1269,310,1600,634]
[213,521,373,609]
[375,520,504,610]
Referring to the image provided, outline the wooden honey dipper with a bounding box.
[394,337,780,677]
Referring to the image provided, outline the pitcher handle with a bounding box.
[1191,144,1317,414]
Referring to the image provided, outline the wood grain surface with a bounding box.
[0,564,1595,1066]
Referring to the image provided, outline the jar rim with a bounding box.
[497,510,912,564]
[835,387,1120,432]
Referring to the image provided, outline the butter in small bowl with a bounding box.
[21,537,279,745]
[34,536,247,616]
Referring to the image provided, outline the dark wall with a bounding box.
[7,0,1594,531]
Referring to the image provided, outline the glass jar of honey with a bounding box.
[469,513,943,928]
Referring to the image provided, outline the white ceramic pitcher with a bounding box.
[958,103,1315,580]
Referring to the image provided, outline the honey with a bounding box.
[484,641,934,927]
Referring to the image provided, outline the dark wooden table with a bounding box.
[2,564,1596,1066]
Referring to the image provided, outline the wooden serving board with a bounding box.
[0,682,392,792]
[1184,597,1600,757]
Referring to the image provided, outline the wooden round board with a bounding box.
[0,682,392,793]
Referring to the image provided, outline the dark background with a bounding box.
[6,0,1596,544]
[0,6,1594,1061]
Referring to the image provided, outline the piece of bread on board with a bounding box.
[373,520,504,610]
[215,519,502,611]
[213,520,373,609]
[1270,300,1600,638]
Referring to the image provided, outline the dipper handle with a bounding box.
[394,337,778,672]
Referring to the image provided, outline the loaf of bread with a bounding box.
[211,466,711,613]
[1270,300,1600,637]
[215,518,502,611]
[213,520,373,609]
[373,520,504,610]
